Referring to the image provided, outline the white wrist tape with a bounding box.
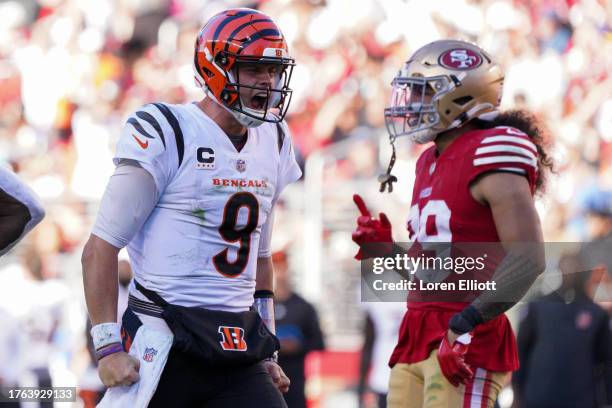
[91,322,122,350]
[253,293,275,334]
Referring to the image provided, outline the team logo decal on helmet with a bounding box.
[439,48,483,70]
[193,8,295,128]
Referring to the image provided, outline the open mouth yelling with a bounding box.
[250,94,267,110]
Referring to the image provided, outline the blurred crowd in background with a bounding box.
[0,0,611,406]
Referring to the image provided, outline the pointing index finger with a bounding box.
[353,194,371,217]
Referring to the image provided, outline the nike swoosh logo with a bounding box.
[132,134,149,149]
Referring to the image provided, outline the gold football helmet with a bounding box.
[384,39,504,144]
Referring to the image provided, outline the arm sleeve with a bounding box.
[114,104,180,194]
[91,161,159,249]
[275,121,302,200]
[0,166,45,256]
[468,126,539,194]
[258,206,275,258]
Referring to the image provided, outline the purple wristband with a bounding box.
[95,342,124,361]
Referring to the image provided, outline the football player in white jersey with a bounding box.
[0,165,45,257]
[82,8,301,407]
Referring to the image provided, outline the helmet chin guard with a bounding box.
[231,110,267,128]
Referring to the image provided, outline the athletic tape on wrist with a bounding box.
[91,322,122,350]
[254,291,275,334]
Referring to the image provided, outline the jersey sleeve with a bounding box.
[0,166,45,256]
[257,206,274,258]
[92,162,159,249]
[114,103,182,194]
[467,126,539,193]
[275,121,302,199]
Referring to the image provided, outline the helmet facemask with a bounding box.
[217,52,294,128]
[384,75,454,144]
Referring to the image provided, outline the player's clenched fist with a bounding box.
[98,351,141,387]
[351,194,393,260]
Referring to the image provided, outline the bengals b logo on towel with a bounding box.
[218,326,247,351]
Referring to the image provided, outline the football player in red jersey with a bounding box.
[352,40,553,407]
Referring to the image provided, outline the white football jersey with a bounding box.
[114,102,301,312]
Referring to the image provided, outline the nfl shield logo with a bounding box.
[143,347,158,362]
[236,159,247,173]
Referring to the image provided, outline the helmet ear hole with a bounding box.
[215,54,229,67]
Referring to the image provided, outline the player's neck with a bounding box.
[197,98,247,138]
[434,122,479,154]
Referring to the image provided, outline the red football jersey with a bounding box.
[389,125,539,372]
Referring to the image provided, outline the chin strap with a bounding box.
[378,137,398,193]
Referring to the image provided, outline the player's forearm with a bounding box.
[450,173,546,333]
[255,256,276,334]
[82,234,120,325]
[450,248,545,334]
[255,256,274,291]
[477,248,544,312]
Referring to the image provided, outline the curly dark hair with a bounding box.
[474,109,554,193]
